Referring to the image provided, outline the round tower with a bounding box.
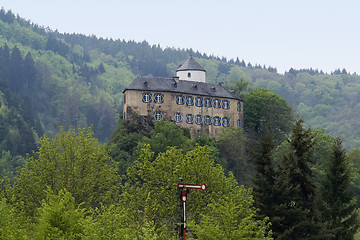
[176,57,206,82]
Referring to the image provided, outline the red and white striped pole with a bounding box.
[178,180,206,240]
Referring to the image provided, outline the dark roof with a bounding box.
[124,76,241,100]
[176,57,206,72]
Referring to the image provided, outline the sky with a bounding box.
[2,0,360,74]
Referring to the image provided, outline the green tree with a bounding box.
[10,127,120,217]
[320,138,360,240]
[120,145,272,239]
[34,188,87,240]
[108,114,153,174]
[137,120,193,157]
[217,127,249,186]
[244,88,293,145]
[0,198,30,240]
[252,132,277,223]
[272,119,321,239]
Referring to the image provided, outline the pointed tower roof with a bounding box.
[176,57,206,72]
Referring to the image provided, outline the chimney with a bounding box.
[144,81,150,87]
[173,76,179,83]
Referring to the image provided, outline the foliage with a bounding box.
[10,127,120,217]
[217,127,249,186]
[0,198,29,240]
[34,188,87,240]
[271,119,322,239]
[120,145,272,238]
[244,88,293,145]
[107,114,153,175]
[191,188,272,240]
[2,8,360,152]
[252,132,276,222]
[320,138,360,240]
[137,120,193,157]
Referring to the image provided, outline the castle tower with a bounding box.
[176,57,206,83]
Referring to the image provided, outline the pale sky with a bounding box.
[2,0,360,74]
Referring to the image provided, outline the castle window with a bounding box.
[154,93,164,103]
[204,115,212,125]
[222,117,230,127]
[237,101,242,112]
[154,111,163,120]
[186,114,194,124]
[195,115,203,125]
[195,97,203,107]
[237,119,242,128]
[124,94,126,104]
[186,96,194,106]
[142,93,152,103]
[214,99,221,109]
[176,95,184,105]
[223,100,230,109]
[174,112,183,122]
[213,116,221,126]
[188,72,191,78]
[204,98,212,108]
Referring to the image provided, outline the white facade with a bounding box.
[176,70,206,83]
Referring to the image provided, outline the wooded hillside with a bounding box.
[1,8,360,159]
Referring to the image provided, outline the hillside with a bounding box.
[1,8,360,157]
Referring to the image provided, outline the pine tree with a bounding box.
[320,137,360,240]
[252,132,276,221]
[273,119,322,239]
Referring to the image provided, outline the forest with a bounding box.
[1,8,360,239]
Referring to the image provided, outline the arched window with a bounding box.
[204,98,212,108]
[176,95,184,105]
[237,101,242,112]
[237,119,242,127]
[223,100,230,109]
[214,99,221,109]
[142,92,152,103]
[195,115,203,125]
[222,117,230,127]
[154,93,164,103]
[204,115,212,125]
[186,96,194,106]
[195,97,203,107]
[154,111,163,120]
[186,114,194,124]
[213,116,221,126]
[174,112,183,122]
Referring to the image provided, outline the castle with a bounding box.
[122,57,243,137]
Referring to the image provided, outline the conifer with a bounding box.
[320,137,360,240]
